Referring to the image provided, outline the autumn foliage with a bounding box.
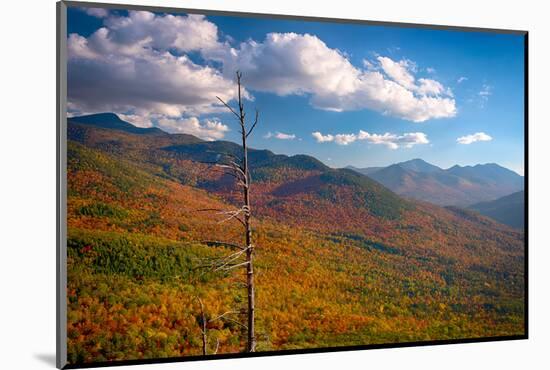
[65,121,524,364]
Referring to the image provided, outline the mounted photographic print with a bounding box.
[56,1,528,368]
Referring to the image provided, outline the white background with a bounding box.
[0,0,548,369]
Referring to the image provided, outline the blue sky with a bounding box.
[67,6,525,174]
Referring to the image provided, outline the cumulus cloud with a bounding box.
[362,59,376,70]
[312,132,335,143]
[417,78,453,97]
[358,130,429,149]
[222,33,456,122]
[457,76,468,83]
[68,10,456,126]
[85,8,109,18]
[156,117,229,141]
[68,44,236,116]
[311,132,357,145]
[456,132,492,145]
[117,113,154,128]
[103,11,223,53]
[67,12,240,120]
[377,56,416,90]
[334,134,357,145]
[312,130,429,149]
[264,131,296,140]
[222,33,360,97]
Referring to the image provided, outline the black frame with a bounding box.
[56,1,529,368]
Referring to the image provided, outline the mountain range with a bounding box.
[348,159,524,207]
[68,113,409,221]
[469,190,525,229]
[65,113,525,360]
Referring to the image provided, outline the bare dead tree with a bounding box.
[196,297,208,356]
[198,71,258,352]
[195,296,233,355]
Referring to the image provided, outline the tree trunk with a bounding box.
[237,73,256,353]
[215,71,257,353]
[197,297,207,355]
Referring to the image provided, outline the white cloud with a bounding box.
[68,12,456,125]
[222,33,360,97]
[103,11,223,53]
[417,78,453,97]
[334,134,357,145]
[67,12,240,120]
[426,67,436,74]
[85,8,109,18]
[312,132,335,143]
[313,132,357,145]
[457,76,468,83]
[117,113,154,128]
[358,130,429,149]
[362,59,375,70]
[310,71,456,122]
[377,56,416,90]
[222,34,456,122]
[456,132,493,145]
[313,130,429,149]
[156,117,229,141]
[264,131,296,140]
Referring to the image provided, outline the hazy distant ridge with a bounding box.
[348,158,523,206]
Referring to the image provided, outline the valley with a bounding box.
[65,113,525,364]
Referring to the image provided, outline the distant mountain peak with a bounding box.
[449,162,509,170]
[69,112,127,124]
[348,158,524,207]
[68,112,170,136]
[447,162,522,178]
[396,158,442,174]
[402,158,428,164]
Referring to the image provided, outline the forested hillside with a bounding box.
[66,114,525,364]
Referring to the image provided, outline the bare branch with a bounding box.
[196,208,225,213]
[215,260,250,272]
[195,245,252,273]
[201,240,245,250]
[219,245,251,263]
[217,249,247,266]
[224,316,248,330]
[196,208,247,227]
[230,160,245,171]
[222,217,246,228]
[216,151,242,164]
[246,110,259,138]
[207,165,244,181]
[204,150,243,166]
[215,163,245,178]
[209,310,238,323]
[216,96,240,119]
[236,181,248,189]
[217,208,245,224]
